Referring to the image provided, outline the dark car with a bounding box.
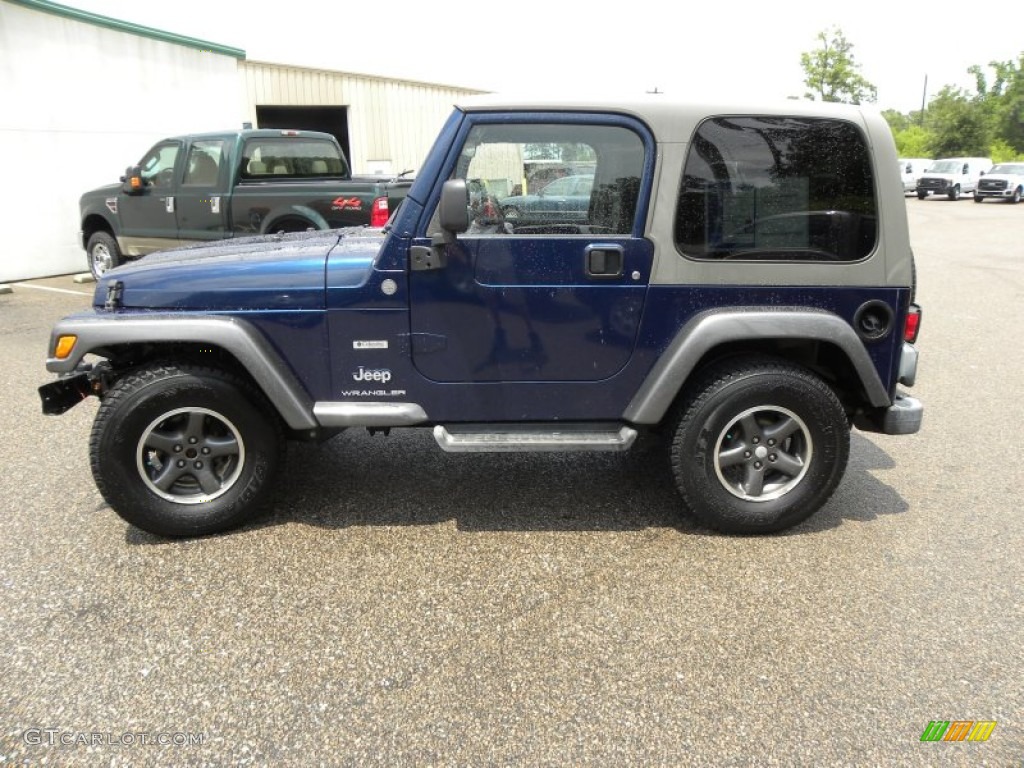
[499,174,594,222]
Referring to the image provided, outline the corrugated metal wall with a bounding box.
[240,61,485,175]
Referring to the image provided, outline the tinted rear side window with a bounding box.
[675,117,877,262]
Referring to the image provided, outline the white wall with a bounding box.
[0,2,243,280]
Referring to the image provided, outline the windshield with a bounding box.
[928,160,962,173]
[990,163,1024,174]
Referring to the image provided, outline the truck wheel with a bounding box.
[86,231,122,279]
[1011,188,1021,204]
[90,363,282,537]
[948,185,960,201]
[916,191,927,200]
[973,195,983,203]
[669,358,849,534]
[271,218,315,234]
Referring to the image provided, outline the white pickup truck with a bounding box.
[973,162,1024,203]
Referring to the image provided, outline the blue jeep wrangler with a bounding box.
[40,96,923,537]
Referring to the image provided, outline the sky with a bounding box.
[62,0,1024,114]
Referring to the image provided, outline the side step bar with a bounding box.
[433,424,637,453]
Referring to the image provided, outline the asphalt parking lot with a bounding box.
[1,198,1022,766]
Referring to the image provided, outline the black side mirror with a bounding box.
[439,179,469,235]
[121,165,144,194]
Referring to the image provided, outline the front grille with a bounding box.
[979,179,1007,191]
[918,178,946,190]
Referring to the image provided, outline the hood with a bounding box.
[95,227,385,310]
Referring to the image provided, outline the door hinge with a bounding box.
[104,280,124,310]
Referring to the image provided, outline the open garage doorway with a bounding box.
[255,106,351,167]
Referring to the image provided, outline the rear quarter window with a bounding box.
[674,116,877,262]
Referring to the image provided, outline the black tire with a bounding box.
[90,363,283,537]
[86,231,122,279]
[948,185,960,201]
[1011,187,1021,204]
[916,190,927,200]
[669,358,850,534]
[973,196,983,203]
[270,218,315,234]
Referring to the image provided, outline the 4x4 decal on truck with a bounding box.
[331,196,363,211]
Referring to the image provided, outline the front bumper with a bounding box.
[38,362,112,415]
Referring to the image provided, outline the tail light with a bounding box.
[370,196,389,227]
[904,304,922,343]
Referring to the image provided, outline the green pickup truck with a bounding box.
[79,129,412,278]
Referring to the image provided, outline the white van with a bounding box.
[898,158,932,194]
[915,157,993,200]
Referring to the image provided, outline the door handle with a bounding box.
[585,245,623,277]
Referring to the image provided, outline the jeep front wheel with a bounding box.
[90,363,282,537]
[669,359,849,534]
[86,231,122,279]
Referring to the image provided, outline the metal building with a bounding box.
[0,0,483,281]
[240,61,477,178]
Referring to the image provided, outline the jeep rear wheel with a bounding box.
[669,358,849,534]
[90,363,282,537]
[86,231,122,279]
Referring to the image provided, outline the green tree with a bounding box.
[878,52,1024,160]
[970,54,1024,154]
[800,27,878,104]
[892,124,933,157]
[881,109,911,133]
[924,85,992,157]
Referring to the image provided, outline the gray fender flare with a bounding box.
[46,313,317,430]
[623,308,891,425]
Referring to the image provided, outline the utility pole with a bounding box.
[919,75,928,125]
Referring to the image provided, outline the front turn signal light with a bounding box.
[54,335,77,359]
